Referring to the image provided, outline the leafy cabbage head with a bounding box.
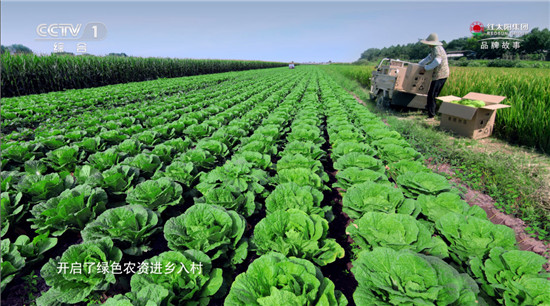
[129,250,223,305]
[87,148,120,171]
[101,165,141,195]
[164,204,247,266]
[196,159,268,197]
[280,141,325,160]
[396,171,451,198]
[275,168,327,191]
[179,148,216,170]
[37,238,122,305]
[265,182,329,218]
[123,153,163,177]
[154,161,196,187]
[1,238,26,292]
[333,153,384,172]
[29,184,108,236]
[1,192,25,237]
[386,160,430,180]
[252,209,344,266]
[225,252,348,305]
[469,247,550,301]
[347,212,448,258]
[16,173,68,202]
[231,151,272,170]
[197,186,257,217]
[116,139,143,157]
[331,141,376,160]
[126,177,183,212]
[334,167,390,191]
[351,247,481,306]
[342,182,404,219]
[417,192,487,222]
[377,144,422,164]
[81,205,160,255]
[276,153,328,182]
[435,213,517,263]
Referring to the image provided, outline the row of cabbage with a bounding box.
[320,75,550,305]
[101,72,322,304]
[1,69,305,303]
[1,65,274,132]
[223,76,350,305]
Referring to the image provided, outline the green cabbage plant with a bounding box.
[347,212,448,258]
[82,205,160,255]
[396,171,451,198]
[469,247,550,304]
[29,184,108,236]
[126,177,183,212]
[225,252,348,305]
[37,238,122,305]
[435,213,517,263]
[128,250,223,305]
[265,182,330,218]
[252,209,344,266]
[164,204,247,267]
[352,247,481,305]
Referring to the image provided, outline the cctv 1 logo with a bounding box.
[36,23,107,41]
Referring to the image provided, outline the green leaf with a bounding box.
[29,184,108,236]
[252,209,344,266]
[82,205,160,255]
[126,177,182,212]
[130,250,222,305]
[39,238,122,304]
[225,252,346,305]
[164,204,247,266]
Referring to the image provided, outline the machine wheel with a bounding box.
[369,91,376,100]
[376,92,391,109]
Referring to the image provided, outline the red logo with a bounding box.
[470,21,484,36]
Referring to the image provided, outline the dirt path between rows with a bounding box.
[349,91,550,269]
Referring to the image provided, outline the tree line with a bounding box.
[357,28,550,63]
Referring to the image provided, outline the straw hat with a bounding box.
[420,33,443,46]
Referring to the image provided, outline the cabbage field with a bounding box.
[1,66,549,305]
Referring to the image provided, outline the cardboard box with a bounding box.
[401,64,433,94]
[437,92,510,139]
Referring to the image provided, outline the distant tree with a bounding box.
[522,28,550,59]
[356,28,549,62]
[108,53,128,57]
[1,45,7,54]
[52,52,74,56]
[9,44,33,54]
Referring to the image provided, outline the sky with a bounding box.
[1,1,549,62]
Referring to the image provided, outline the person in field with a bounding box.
[289,61,295,69]
[418,33,449,119]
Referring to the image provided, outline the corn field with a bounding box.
[0,53,286,97]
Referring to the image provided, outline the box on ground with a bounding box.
[437,92,510,139]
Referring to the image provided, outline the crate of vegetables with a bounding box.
[437,92,510,139]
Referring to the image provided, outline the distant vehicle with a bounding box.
[447,50,476,59]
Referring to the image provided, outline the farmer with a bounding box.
[418,33,449,119]
[289,61,295,69]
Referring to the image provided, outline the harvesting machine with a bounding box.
[369,58,433,109]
